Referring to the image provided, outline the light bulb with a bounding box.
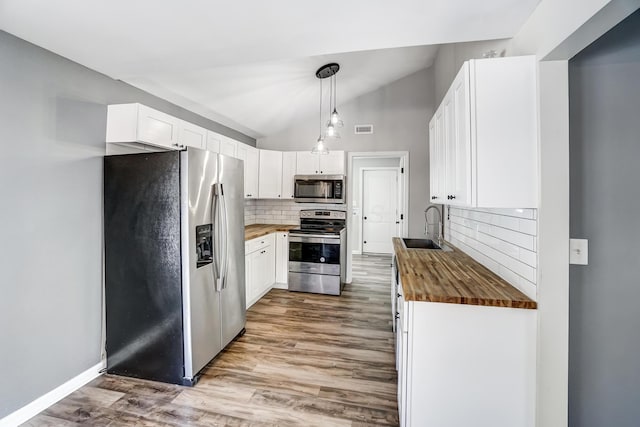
[331,109,340,125]
[312,136,329,154]
[326,123,335,137]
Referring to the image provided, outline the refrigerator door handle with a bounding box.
[212,183,223,292]
[220,183,230,290]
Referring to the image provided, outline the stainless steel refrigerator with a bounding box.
[104,148,246,386]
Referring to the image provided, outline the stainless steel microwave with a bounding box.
[294,175,345,204]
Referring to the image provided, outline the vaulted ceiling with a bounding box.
[0,0,540,138]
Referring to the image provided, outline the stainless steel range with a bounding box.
[288,210,347,296]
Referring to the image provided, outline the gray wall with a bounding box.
[258,67,435,238]
[568,9,640,427]
[0,30,254,419]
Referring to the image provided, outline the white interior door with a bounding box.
[362,169,399,254]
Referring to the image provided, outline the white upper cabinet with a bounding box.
[295,152,320,175]
[205,130,221,153]
[236,144,259,198]
[107,103,181,149]
[429,56,537,208]
[295,151,345,175]
[281,152,297,199]
[320,151,346,175]
[428,111,446,204]
[259,150,283,199]
[178,121,206,149]
[219,136,238,158]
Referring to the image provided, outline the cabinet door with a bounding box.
[237,144,259,198]
[253,245,275,298]
[428,118,441,203]
[259,150,283,199]
[178,121,206,149]
[263,242,276,291]
[319,151,345,174]
[206,131,221,153]
[275,232,289,284]
[137,104,181,149]
[432,109,446,204]
[296,152,320,174]
[244,253,253,309]
[450,63,472,206]
[219,136,237,158]
[443,94,457,204]
[281,152,297,199]
[397,290,409,427]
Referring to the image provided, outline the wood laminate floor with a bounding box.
[23,254,398,426]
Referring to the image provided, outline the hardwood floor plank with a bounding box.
[23,254,398,426]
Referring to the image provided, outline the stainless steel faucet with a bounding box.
[424,205,443,245]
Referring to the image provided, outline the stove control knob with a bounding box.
[320,257,326,263]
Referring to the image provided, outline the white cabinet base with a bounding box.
[401,301,537,427]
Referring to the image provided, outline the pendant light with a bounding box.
[313,63,342,153]
[325,73,342,139]
[329,74,344,128]
[312,72,329,154]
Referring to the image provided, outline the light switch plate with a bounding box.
[569,238,589,265]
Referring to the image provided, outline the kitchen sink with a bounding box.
[402,238,452,251]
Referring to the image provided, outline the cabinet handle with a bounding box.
[431,196,437,200]
[451,195,456,200]
[315,170,318,174]
[278,195,281,198]
[364,216,367,220]
[320,170,323,174]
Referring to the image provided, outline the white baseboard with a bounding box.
[272,282,288,290]
[0,361,105,427]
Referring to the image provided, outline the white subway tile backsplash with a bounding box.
[446,206,538,300]
[519,218,537,235]
[244,199,345,226]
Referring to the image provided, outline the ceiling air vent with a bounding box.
[354,124,373,135]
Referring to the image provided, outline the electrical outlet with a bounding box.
[569,238,588,265]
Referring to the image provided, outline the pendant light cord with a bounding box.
[333,74,337,110]
[319,77,323,136]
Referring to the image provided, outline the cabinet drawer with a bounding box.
[245,234,274,254]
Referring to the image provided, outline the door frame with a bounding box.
[346,151,409,283]
[359,166,402,255]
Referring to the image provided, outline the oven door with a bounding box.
[288,234,341,275]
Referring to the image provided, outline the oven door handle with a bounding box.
[289,235,340,244]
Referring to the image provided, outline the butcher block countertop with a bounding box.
[245,224,297,241]
[393,238,537,309]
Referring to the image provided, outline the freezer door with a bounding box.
[218,154,247,347]
[181,148,223,380]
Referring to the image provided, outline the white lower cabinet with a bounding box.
[395,279,536,427]
[274,232,289,287]
[244,234,276,309]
